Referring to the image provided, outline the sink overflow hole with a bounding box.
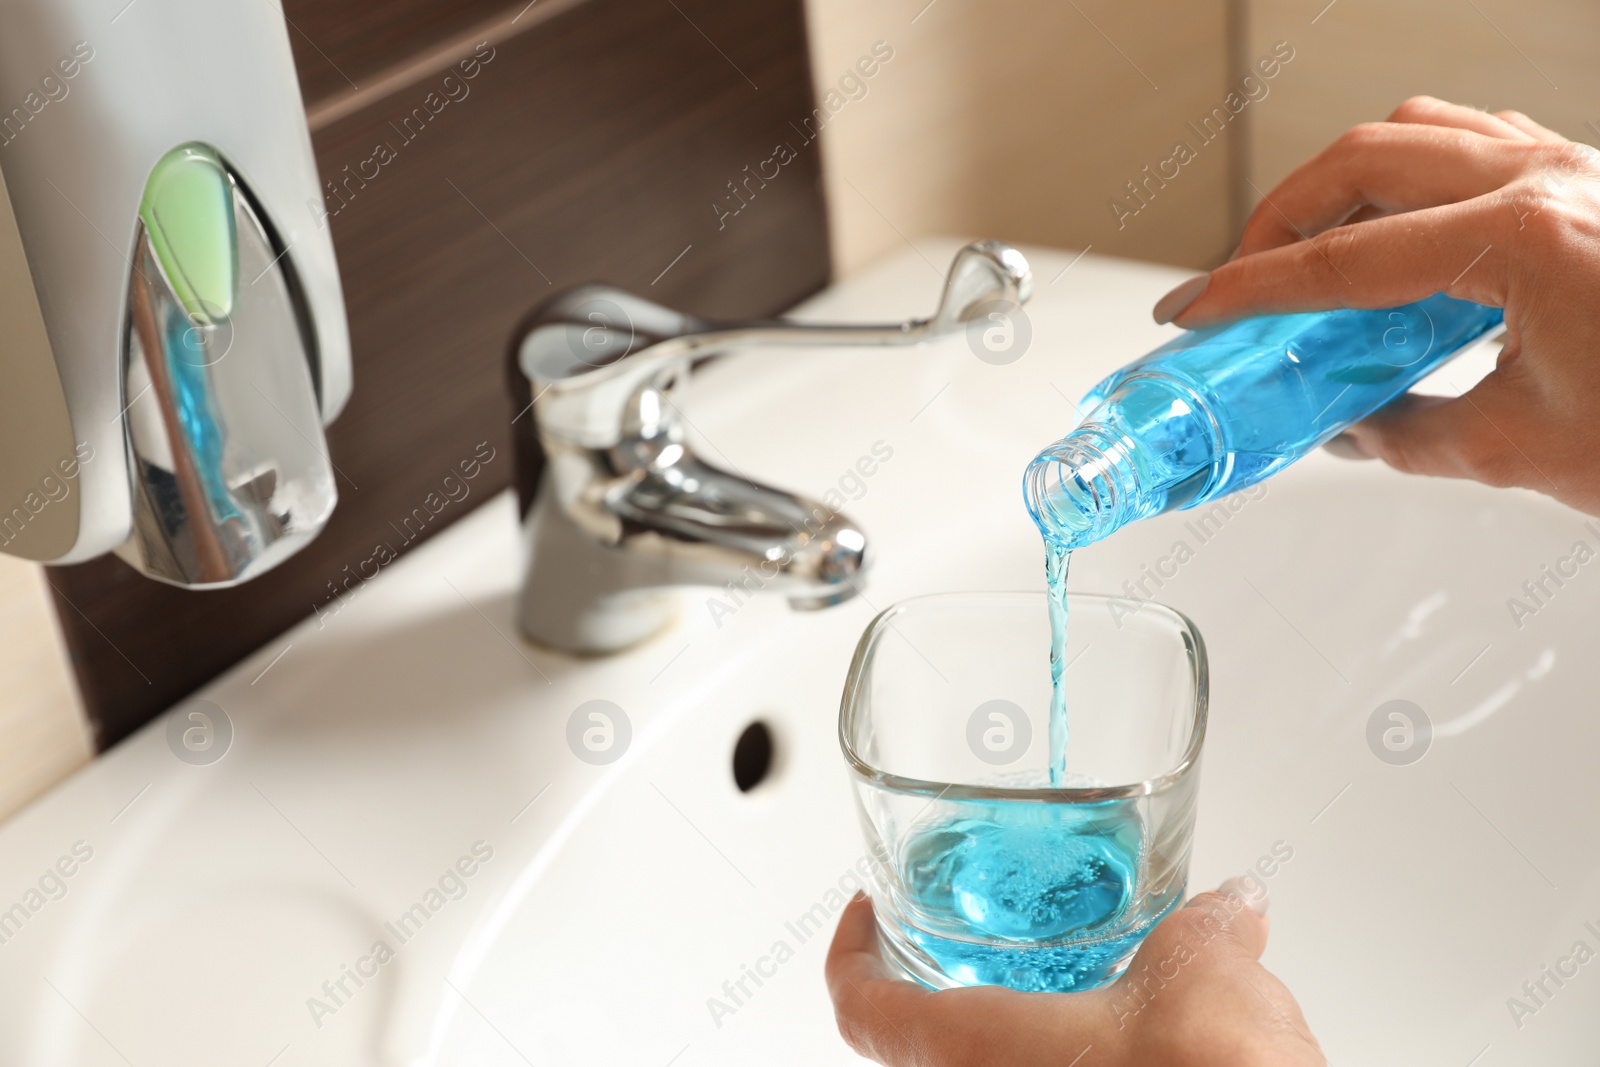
[733,721,775,793]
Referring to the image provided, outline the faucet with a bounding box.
[508,240,1033,654]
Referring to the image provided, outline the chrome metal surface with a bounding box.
[513,240,1032,653]
[117,162,337,588]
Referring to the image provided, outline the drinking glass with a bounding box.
[838,591,1207,992]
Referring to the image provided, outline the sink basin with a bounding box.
[3,239,1597,1066]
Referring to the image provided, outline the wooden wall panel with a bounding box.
[46,0,830,749]
[284,0,525,107]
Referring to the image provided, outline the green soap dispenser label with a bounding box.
[139,143,238,325]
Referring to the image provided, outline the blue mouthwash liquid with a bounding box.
[1025,294,1505,549]
[893,541,1142,993]
[895,802,1166,991]
[896,297,1503,993]
[1046,541,1071,787]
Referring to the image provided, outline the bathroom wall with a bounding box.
[1245,0,1600,192]
[0,556,88,820]
[802,0,1600,280]
[801,0,1241,275]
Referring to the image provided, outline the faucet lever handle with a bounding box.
[516,241,1033,447]
[923,239,1035,332]
[728,238,1034,345]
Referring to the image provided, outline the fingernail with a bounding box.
[1153,275,1208,324]
[1218,877,1270,917]
[852,889,867,902]
[1322,432,1375,461]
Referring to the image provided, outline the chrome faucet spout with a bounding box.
[509,241,1033,654]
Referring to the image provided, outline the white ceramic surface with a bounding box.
[1,240,1596,1066]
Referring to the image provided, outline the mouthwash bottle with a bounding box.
[1025,294,1505,549]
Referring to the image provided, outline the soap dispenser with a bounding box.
[0,0,351,587]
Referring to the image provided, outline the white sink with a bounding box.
[2,239,1597,1066]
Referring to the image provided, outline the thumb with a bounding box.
[1343,383,1534,488]
[1117,881,1270,991]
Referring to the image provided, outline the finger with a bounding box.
[826,894,1120,1067]
[1236,124,1531,256]
[1217,875,1272,919]
[826,893,926,1000]
[1386,95,1538,141]
[1107,889,1270,1026]
[1343,202,1392,226]
[1343,383,1546,490]
[1491,108,1568,143]
[1168,198,1511,327]
[826,895,945,1066]
[826,893,896,984]
[1174,889,1269,963]
[1322,431,1374,461]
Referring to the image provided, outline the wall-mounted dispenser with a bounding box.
[0,0,350,588]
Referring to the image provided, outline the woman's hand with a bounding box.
[1152,96,1600,516]
[825,884,1322,1067]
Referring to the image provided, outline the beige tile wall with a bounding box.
[0,556,90,821]
[801,0,1241,274]
[1246,0,1600,198]
[806,0,1600,280]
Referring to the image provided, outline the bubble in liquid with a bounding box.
[949,824,1134,941]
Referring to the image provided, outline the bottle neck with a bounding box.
[1024,425,1142,550]
[1026,375,1223,550]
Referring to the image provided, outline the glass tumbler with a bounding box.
[838,591,1207,993]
